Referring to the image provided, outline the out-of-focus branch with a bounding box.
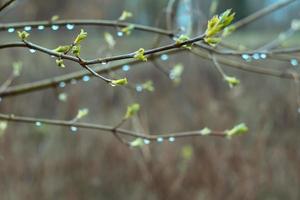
[0,0,15,12]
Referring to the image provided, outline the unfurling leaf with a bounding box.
[76,108,89,119]
[74,29,88,45]
[124,103,140,119]
[110,78,128,86]
[224,75,240,88]
[204,9,235,46]
[71,45,81,57]
[121,24,135,35]
[56,58,65,68]
[53,45,71,54]
[17,31,29,40]
[12,62,22,77]
[134,48,147,61]
[175,35,192,49]
[130,138,144,147]
[226,123,248,138]
[119,11,133,21]
[104,32,116,49]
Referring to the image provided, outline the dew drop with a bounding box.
[29,49,36,53]
[168,137,175,142]
[241,54,251,62]
[51,25,59,31]
[24,26,32,31]
[160,54,169,61]
[7,28,15,33]
[35,121,42,127]
[58,82,66,88]
[122,64,130,72]
[50,55,55,58]
[70,126,78,133]
[37,25,45,30]
[157,137,164,143]
[135,85,143,92]
[290,58,299,67]
[259,53,267,59]
[252,53,260,60]
[101,61,107,65]
[66,24,75,30]
[82,75,90,82]
[117,31,123,37]
[143,139,151,145]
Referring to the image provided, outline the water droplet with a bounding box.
[168,137,175,142]
[143,139,151,145]
[160,54,169,61]
[7,28,15,33]
[122,64,130,72]
[70,126,78,133]
[35,121,42,127]
[82,75,90,82]
[66,24,74,30]
[260,53,267,59]
[24,26,32,31]
[135,85,143,92]
[58,82,66,88]
[37,25,45,30]
[70,79,77,84]
[29,49,36,53]
[50,55,55,58]
[290,59,299,67]
[117,31,123,37]
[241,54,251,62]
[252,53,260,60]
[101,61,107,65]
[51,25,59,31]
[157,137,164,143]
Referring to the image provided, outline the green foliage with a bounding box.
[226,123,248,138]
[51,15,59,22]
[55,58,65,68]
[141,80,154,92]
[17,31,29,40]
[200,127,211,135]
[121,24,135,36]
[124,103,140,119]
[71,45,81,57]
[204,9,235,46]
[175,35,192,49]
[134,48,147,61]
[76,108,89,120]
[130,138,144,148]
[74,29,88,45]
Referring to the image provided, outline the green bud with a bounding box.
[130,138,144,147]
[200,127,211,135]
[224,75,240,88]
[124,103,140,119]
[71,45,81,57]
[169,63,184,84]
[141,80,154,92]
[51,15,59,22]
[76,108,89,119]
[56,58,65,68]
[134,48,147,61]
[74,29,88,45]
[17,31,29,40]
[226,123,248,138]
[121,24,135,35]
[119,11,133,21]
[204,37,222,46]
[110,78,128,86]
[53,45,71,54]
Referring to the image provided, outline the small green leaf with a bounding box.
[53,45,71,54]
[121,24,135,35]
[130,137,144,147]
[71,45,81,57]
[119,11,133,21]
[12,62,22,77]
[134,48,147,61]
[76,108,89,119]
[110,78,128,86]
[17,31,29,40]
[200,127,211,135]
[51,15,59,22]
[104,32,116,49]
[222,25,236,37]
[169,63,184,84]
[204,37,222,47]
[224,75,240,88]
[56,58,65,68]
[124,103,140,119]
[74,29,88,45]
[226,123,248,138]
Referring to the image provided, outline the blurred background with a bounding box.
[0,0,300,199]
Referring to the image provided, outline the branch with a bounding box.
[0,0,15,13]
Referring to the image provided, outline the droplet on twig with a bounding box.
[82,75,90,82]
[51,25,59,31]
[70,126,78,133]
[290,58,299,67]
[66,24,75,30]
[160,54,169,61]
[37,25,45,30]
[157,137,164,143]
[24,26,32,31]
[7,28,15,33]
[35,121,42,127]
[122,64,130,72]
[58,82,66,88]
